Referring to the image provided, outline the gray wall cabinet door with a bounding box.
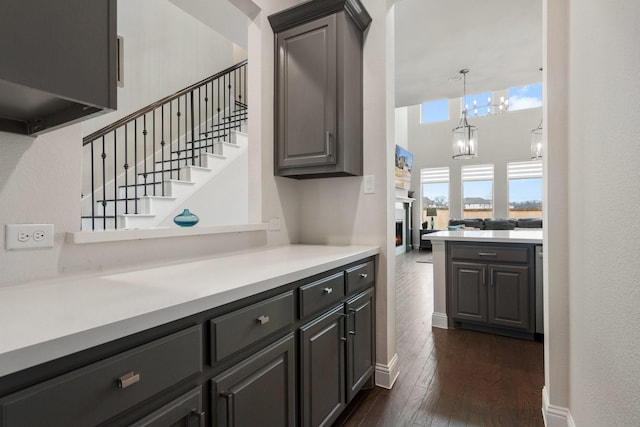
[488,264,530,330]
[299,305,346,427]
[450,261,488,323]
[211,333,296,427]
[345,288,375,402]
[271,2,368,179]
[276,15,337,171]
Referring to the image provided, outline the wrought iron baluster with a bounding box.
[190,91,196,166]
[143,114,148,196]
[113,130,117,230]
[170,101,174,181]
[161,104,165,196]
[90,141,95,230]
[134,119,138,214]
[177,98,181,180]
[152,110,156,196]
[124,123,129,215]
[101,136,107,230]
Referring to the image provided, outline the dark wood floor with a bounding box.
[334,250,545,427]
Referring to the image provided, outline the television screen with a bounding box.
[395,145,413,190]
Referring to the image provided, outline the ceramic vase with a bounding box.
[173,209,199,227]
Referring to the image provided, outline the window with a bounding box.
[421,99,449,123]
[462,92,493,117]
[420,167,449,230]
[462,164,494,218]
[508,83,542,111]
[508,161,543,218]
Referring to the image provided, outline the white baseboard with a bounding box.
[375,353,399,389]
[432,312,448,329]
[542,386,575,427]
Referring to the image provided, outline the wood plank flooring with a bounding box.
[333,250,545,427]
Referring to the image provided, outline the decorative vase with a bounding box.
[173,209,199,227]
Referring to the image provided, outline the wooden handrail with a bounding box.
[83,60,248,145]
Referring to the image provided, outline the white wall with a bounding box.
[402,101,542,243]
[563,0,640,425]
[0,0,262,285]
[85,0,236,136]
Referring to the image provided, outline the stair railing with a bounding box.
[82,60,247,231]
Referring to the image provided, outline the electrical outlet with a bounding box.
[6,224,54,250]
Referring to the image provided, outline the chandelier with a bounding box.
[452,69,478,159]
[530,118,543,159]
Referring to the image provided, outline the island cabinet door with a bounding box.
[450,261,488,323]
[299,305,346,427]
[211,333,296,427]
[487,264,531,330]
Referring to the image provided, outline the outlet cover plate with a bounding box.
[5,224,54,250]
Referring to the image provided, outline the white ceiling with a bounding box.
[394,0,542,108]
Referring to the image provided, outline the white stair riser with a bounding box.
[118,183,166,199]
[82,128,248,231]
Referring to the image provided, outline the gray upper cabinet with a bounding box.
[0,0,117,135]
[269,0,371,179]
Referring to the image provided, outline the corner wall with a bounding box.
[565,0,640,425]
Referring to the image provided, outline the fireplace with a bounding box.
[395,221,403,247]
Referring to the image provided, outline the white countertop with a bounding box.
[0,244,378,377]
[424,229,543,244]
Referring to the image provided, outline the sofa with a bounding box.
[448,218,542,230]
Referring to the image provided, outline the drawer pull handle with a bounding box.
[323,287,333,294]
[478,252,497,257]
[117,371,140,389]
[257,315,270,325]
[359,273,368,279]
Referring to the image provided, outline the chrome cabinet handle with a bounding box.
[323,287,333,294]
[326,131,332,156]
[257,315,270,325]
[359,273,368,279]
[348,308,357,335]
[482,268,486,286]
[117,371,140,389]
[220,391,234,426]
[190,409,206,426]
[478,252,497,256]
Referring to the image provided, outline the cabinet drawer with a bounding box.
[346,261,374,294]
[299,272,345,319]
[131,386,203,427]
[449,244,530,264]
[210,291,294,363]
[0,325,202,427]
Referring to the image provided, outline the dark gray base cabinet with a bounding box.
[346,287,375,402]
[211,333,296,427]
[448,243,534,337]
[0,256,376,427]
[269,0,371,179]
[300,306,346,427]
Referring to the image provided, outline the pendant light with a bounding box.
[530,118,543,159]
[452,69,478,159]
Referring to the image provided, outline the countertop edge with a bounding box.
[0,245,379,377]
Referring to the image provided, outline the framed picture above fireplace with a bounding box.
[395,145,413,190]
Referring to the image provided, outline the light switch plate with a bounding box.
[364,175,375,194]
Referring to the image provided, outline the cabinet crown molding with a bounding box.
[268,0,372,33]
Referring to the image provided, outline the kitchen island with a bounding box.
[425,230,543,338]
[0,244,379,427]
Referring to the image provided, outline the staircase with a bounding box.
[81,61,248,231]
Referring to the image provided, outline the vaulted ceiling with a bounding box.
[394,0,542,108]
